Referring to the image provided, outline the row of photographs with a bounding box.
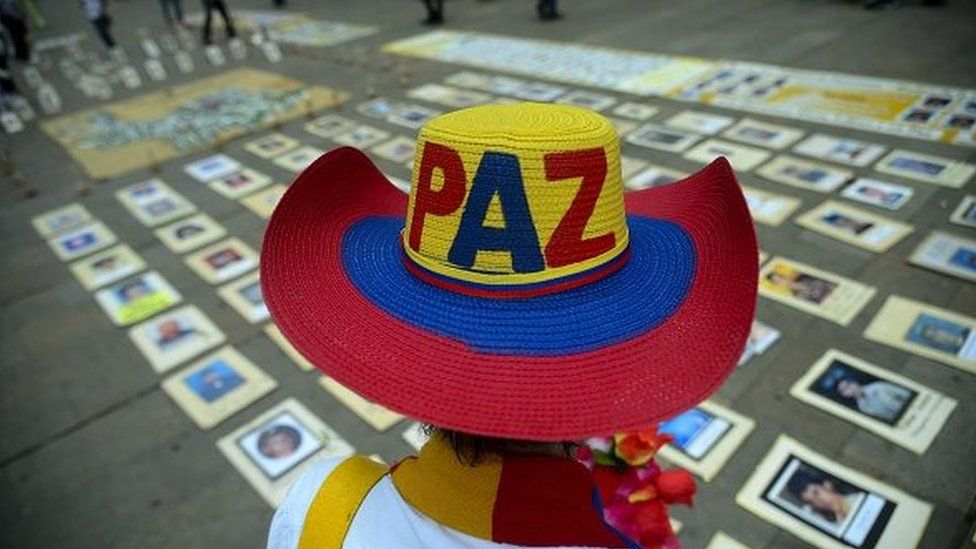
[434,70,975,187]
[758,256,976,374]
[29,177,407,507]
[382,31,975,146]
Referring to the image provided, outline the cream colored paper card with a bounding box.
[790,349,956,454]
[271,146,321,173]
[48,221,118,261]
[218,272,269,324]
[864,295,976,374]
[666,110,735,135]
[209,168,273,199]
[722,118,804,150]
[657,400,754,482]
[388,105,441,130]
[444,70,492,89]
[184,154,241,182]
[370,136,416,164]
[757,156,853,193]
[162,346,277,430]
[184,237,259,284]
[318,377,404,432]
[332,125,390,148]
[241,184,286,219]
[742,186,801,226]
[406,83,492,108]
[949,195,976,228]
[908,231,976,282]
[32,203,93,237]
[736,435,932,549]
[217,398,355,507]
[555,90,617,111]
[705,532,751,549]
[129,305,226,373]
[154,213,227,254]
[357,97,406,120]
[839,178,913,211]
[612,102,658,121]
[115,179,197,227]
[738,320,781,367]
[70,244,146,291]
[94,271,182,326]
[683,139,770,172]
[795,201,913,253]
[759,257,876,326]
[608,117,638,137]
[620,156,648,180]
[304,113,356,139]
[626,123,701,153]
[244,133,299,159]
[875,149,974,188]
[264,324,314,371]
[402,422,429,452]
[626,165,686,191]
[792,134,886,167]
[509,81,567,102]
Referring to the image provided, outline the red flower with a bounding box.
[653,470,696,506]
[632,499,675,548]
[614,429,674,466]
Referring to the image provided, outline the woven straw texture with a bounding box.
[403,103,628,291]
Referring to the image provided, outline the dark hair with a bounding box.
[424,425,578,466]
[785,467,854,523]
[785,469,822,499]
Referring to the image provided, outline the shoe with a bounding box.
[864,0,900,9]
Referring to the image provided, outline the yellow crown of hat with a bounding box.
[402,103,629,297]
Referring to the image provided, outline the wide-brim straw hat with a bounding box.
[261,103,758,440]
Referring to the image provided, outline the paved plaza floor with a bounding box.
[1,1,975,548]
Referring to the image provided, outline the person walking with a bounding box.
[260,103,758,548]
[159,0,184,27]
[201,0,236,45]
[537,0,561,19]
[79,0,116,50]
[0,30,19,101]
[421,0,443,25]
[0,0,30,61]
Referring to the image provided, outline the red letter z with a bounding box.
[543,148,616,268]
